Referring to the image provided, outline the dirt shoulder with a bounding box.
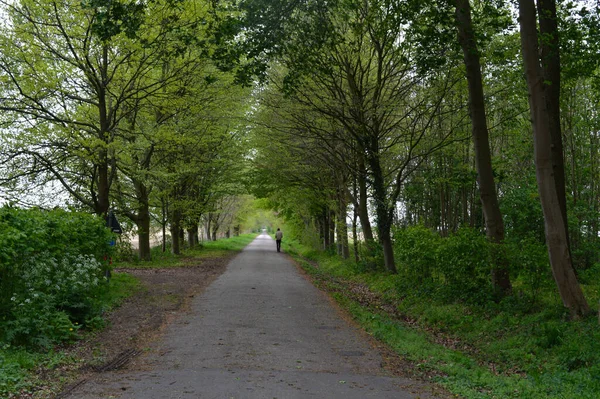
[44,255,234,399]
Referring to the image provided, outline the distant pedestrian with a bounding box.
[275,228,283,252]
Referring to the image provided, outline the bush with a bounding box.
[394,225,442,283]
[352,240,385,273]
[436,228,493,303]
[0,207,113,348]
[506,236,552,299]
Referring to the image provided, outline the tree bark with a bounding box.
[95,44,111,217]
[137,204,152,261]
[352,176,360,263]
[353,203,359,263]
[322,209,330,250]
[328,209,336,251]
[96,162,110,216]
[206,217,212,241]
[338,194,350,259]
[357,154,375,242]
[519,0,589,317]
[170,209,181,255]
[455,0,512,295]
[161,197,167,253]
[187,226,197,248]
[537,0,571,252]
[369,152,397,273]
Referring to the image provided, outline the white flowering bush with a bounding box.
[21,253,103,306]
[0,207,113,348]
[4,253,105,347]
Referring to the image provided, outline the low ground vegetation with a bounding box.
[281,227,600,399]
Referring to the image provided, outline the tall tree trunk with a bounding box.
[132,180,152,261]
[322,209,330,250]
[357,154,375,242]
[96,162,110,216]
[137,214,151,261]
[353,205,359,263]
[187,227,197,248]
[338,193,350,259]
[336,212,343,256]
[161,197,167,253]
[95,44,111,217]
[170,210,181,255]
[519,0,589,317]
[369,153,397,273]
[537,0,571,252]
[206,216,212,241]
[455,0,512,296]
[137,202,151,261]
[352,177,360,263]
[328,209,336,251]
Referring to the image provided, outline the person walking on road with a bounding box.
[275,228,283,252]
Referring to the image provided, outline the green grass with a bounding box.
[282,238,600,399]
[116,233,258,269]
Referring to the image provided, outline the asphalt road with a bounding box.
[69,233,443,398]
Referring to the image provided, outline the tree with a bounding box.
[518,0,589,317]
[453,0,512,295]
[271,1,461,272]
[0,0,196,215]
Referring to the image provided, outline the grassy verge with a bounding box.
[282,239,600,399]
[0,233,257,397]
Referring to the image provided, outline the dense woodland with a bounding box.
[0,0,599,326]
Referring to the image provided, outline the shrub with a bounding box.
[352,240,385,273]
[436,228,493,303]
[0,207,113,348]
[394,225,442,283]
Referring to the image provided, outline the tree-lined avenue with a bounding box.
[67,234,446,398]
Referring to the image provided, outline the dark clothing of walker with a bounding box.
[275,229,283,252]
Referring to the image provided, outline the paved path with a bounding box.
[69,234,441,398]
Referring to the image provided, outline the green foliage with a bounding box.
[507,237,553,300]
[0,346,40,397]
[501,181,545,244]
[352,240,385,273]
[0,271,139,397]
[436,228,493,303]
[286,238,600,399]
[202,234,258,252]
[112,237,137,262]
[82,0,146,41]
[393,226,494,303]
[0,207,114,348]
[394,225,441,283]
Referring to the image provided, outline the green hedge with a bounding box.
[0,207,114,348]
